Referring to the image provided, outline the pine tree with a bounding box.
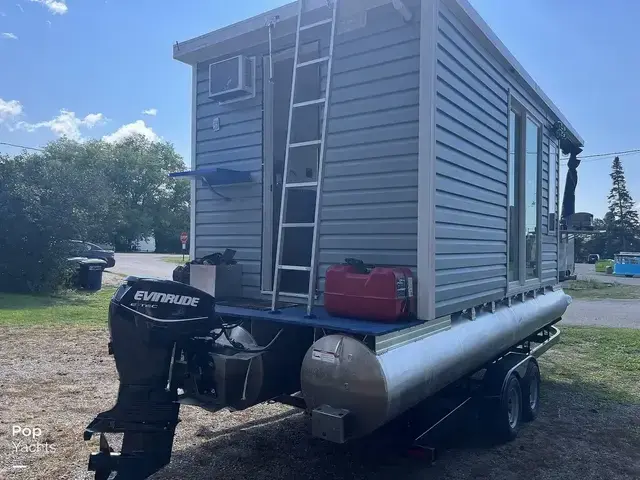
[606,156,640,254]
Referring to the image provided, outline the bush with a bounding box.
[0,154,84,292]
[0,136,189,291]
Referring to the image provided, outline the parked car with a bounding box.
[587,254,600,264]
[67,240,116,268]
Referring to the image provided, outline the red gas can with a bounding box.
[324,259,416,322]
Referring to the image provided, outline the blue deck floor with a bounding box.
[215,304,424,336]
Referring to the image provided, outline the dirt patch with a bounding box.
[0,327,639,480]
[101,272,125,288]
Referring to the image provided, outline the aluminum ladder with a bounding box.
[271,0,339,315]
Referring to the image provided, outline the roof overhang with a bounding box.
[173,0,393,66]
[174,0,583,149]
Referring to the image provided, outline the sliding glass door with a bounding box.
[525,117,540,281]
[508,97,542,289]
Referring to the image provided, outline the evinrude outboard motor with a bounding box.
[84,276,267,479]
[83,277,218,479]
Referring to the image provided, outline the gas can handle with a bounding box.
[344,258,369,274]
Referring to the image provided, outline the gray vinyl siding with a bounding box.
[541,125,559,281]
[190,0,563,311]
[317,1,421,296]
[194,53,266,298]
[434,1,558,317]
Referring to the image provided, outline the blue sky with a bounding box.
[1,0,639,219]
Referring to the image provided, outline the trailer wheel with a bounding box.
[486,373,522,442]
[521,361,541,422]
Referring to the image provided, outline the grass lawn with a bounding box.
[544,325,640,403]
[0,287,116,327]
[563,279,640,299]
[162,255,190,264]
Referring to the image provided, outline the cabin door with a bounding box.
[261,43,321,295]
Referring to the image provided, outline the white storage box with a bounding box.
[189,264,242,299]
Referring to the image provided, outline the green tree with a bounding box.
[152,177,190,253]
[0,135,190,292]
[0,152,100,292]
[42,135,189,251]
[102,136,187,250]
[605,156,640,254]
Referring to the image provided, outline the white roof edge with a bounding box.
[173,0,583,148]
[173,1,301,64]
[449,0,584,147]
[173,0,393,66]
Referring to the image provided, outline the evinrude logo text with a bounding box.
[133,290,200,307]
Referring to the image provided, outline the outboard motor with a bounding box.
[84,277,218,479]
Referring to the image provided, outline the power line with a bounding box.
[561,148,640,164]
[0,141,44,152]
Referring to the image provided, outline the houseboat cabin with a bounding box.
[79,3,585,476]
[172,0,584,324]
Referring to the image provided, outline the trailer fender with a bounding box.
[482,353,535,399]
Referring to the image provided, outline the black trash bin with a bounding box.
[79,258,107,291]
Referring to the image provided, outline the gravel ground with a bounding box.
[1,327,638,480]
[107,253,176,279]
[562,299,640,329]
[574,263,640,285]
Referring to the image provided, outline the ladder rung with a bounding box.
[293,98,326,108]
[296,56,330,68]
[289,140,321,148]
[300,18,333,31]
[278,265,312,272]
[285,181,318,188]
[282,223,315,228]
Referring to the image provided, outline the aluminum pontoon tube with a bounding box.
[300,289,571,438]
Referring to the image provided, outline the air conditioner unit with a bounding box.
[208,55,256,104]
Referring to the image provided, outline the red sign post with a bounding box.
[180,232,188,261]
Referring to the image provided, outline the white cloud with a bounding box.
[103,120,159,143]
[2,32,18,40]
[0,98,23,123]
[142,108,158,116]
[46,20,51,27]
[29,0,67,15]
[82,113,105,127]
[0,12,7,17]
[16,4,24,13]
[16,109,107,140]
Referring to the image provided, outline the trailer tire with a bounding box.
[521,361,541,422]
[485,373,522,443]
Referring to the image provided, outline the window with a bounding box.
[525,118,540,281]
[508,110,521,283]
[507,97,542,288]
[548,142,558,232]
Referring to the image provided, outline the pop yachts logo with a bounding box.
[11,425,56,454]
[132,291,201,307]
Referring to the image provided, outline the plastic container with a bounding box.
[79,258,107,291]
[324,261,415,322]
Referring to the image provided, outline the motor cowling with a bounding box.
[85,277,221,479]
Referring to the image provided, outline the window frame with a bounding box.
[548,140,559,233]
[506,95,543,292]
[525,113,543,284]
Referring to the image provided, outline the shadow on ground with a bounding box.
[151,379,640,480]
